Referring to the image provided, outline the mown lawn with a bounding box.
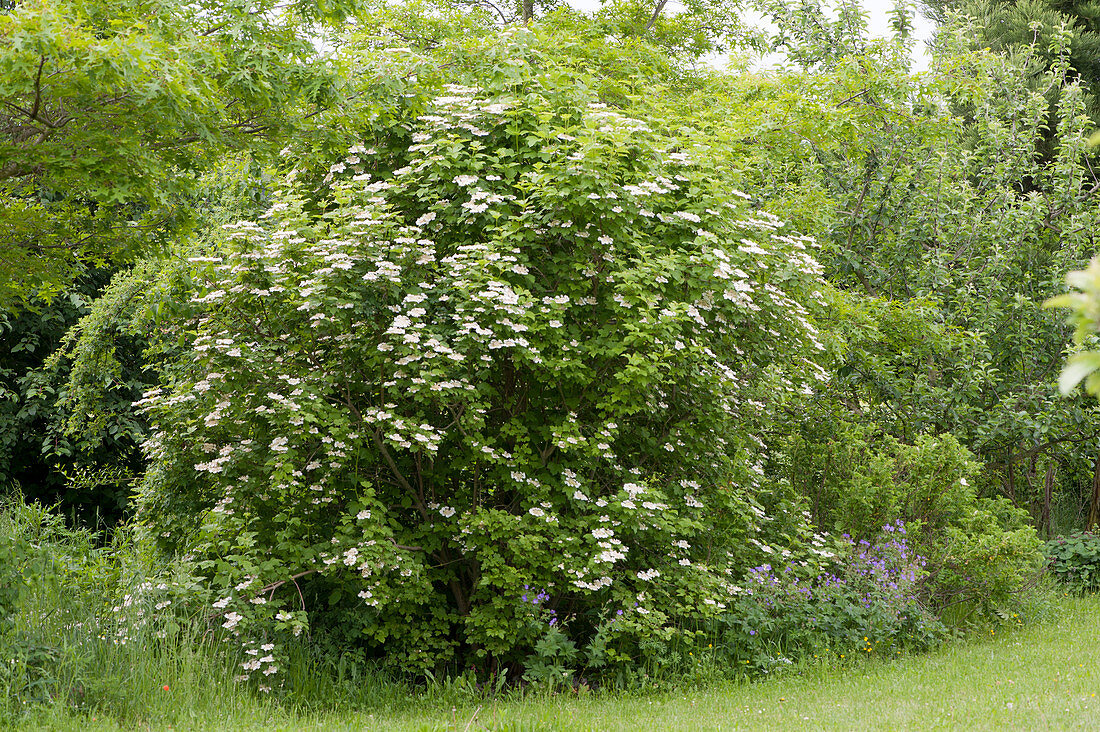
[16,594,1100,731]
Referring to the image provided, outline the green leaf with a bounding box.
[1058,352,1100,395]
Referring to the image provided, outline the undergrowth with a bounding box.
[0,494,1058,729]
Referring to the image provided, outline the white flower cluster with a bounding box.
[574,575,613,591]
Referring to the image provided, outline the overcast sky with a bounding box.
[833,0,936,70]
[750,0,936,71]
[566,0,937,72]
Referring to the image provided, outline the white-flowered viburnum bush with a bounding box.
[133,44,831,680]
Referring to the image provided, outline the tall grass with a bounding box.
[0,497,253,727]
[0,496,512,728]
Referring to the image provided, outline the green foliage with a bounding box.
[0,495,225,722]
[0,510,33,638]
[716,14,1100,529]
[521,624,580,688]
[31,257,186,519]
[0,154,272,524]
[0,269,143,520]
[809,290,992,445]
[0,494,1059,727]
[792,428,974,541]
[1043,531,1100,590]
[0,495,99,713]
[131,29,830,680]
[0,0,1081,702]
[790,428,1043,616]
[0,0,358,310]
[1048,258,1100,396]
[758,0,910,70]
[924,0,1100,120]
[593,0,753,58]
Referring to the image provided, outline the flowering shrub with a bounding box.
[711,522,947,674]
[131,33,831,681]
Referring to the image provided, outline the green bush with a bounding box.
[0,269,143,525]
[0,513,32,638]
[0,497,101,717]
[715,522,946,671]
[790,427,1043,619]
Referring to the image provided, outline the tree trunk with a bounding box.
[1040,462,1055,536]
[1089,457,1100,530]
[644,0,669,34]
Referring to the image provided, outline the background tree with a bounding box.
[725,10,1100,532]
[0,156,271,522]
[0,0,360,311]
[921,0,1100,120]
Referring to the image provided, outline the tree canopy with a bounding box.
[0,0,360,310]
